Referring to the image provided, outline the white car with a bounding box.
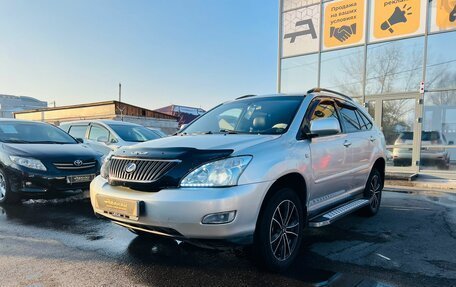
[60,120,163,156]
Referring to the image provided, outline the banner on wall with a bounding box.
[282,0,321,12]
[282,4,321,57]
[323,0,365,50]
[436,0,456,30]
[370,0,426,42]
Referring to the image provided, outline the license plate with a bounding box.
[96,195,139,220]
[67,174,96,184]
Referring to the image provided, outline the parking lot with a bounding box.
[0,190,455,287]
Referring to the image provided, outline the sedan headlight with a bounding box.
[180,156,252,187]
[100,152,113,179]
[9,156,47,171]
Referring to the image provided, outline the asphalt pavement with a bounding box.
[0,190,455,287]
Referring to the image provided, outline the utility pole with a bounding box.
[118,83,122,102]
[116,83,125,121]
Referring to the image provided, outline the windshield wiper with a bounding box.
[3,139,31,144]
[30,141,70,144]
[219,129,238,134]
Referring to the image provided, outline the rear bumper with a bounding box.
[90,176,272,244]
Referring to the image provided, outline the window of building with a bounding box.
[366,37,425,95]
[320,46,364,97]
[281,54,318,93]
[426,31,456,90]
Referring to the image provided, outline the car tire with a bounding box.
[360,168,383,217]
[253,187,304,272]
[0,168,20,204]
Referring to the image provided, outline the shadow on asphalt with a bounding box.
[0,197,395,286]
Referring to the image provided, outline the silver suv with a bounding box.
[90,89,386,271]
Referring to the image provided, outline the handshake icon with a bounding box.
[329,23,357,42]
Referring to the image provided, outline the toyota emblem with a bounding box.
[125,162,137,173]
[73,160,83,167]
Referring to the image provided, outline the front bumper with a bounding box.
[90,176,272,244]
[5,166,97,197]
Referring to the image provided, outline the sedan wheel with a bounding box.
[0,169,20,204]
[0,172,6,201]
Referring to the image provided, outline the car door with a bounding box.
[305,98,352,211]
[336,101,373,192]
[86,124,113,155]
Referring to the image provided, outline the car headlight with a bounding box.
[9,156,47,171]
[100,152,114,179]
[180,156,252,187]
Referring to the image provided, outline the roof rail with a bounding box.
[235,94,256,100]
[307,88,354,102]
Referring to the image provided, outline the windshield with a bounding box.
[109,124,161,142]
[182,96,303,135]
[0,122,77,144]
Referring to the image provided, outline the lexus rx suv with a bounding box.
[90,88,386,271]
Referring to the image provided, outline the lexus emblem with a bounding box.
[125,162,137,173]
[73,160,83,167]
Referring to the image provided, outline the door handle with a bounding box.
[343,141,352,147]
[369,136,376,142]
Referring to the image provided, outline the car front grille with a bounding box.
[109,157,179,183]
[53,160,97,170]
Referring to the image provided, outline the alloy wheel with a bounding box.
[369,174,381,209]
[0,173,6,201]
[269,200,300,261]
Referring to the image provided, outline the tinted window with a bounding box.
[88,125,110,142]
[183,97,303,135]
[357,110,373,130]
[68,125,88,139]
[0,122,77,144]
[339,105,362,133]
[109,124,160,142]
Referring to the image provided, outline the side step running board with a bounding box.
[308,199,369,228]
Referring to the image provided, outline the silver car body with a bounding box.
[60,120,163,156]
[90,92,386,242]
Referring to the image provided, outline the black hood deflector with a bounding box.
[110,147,234,191]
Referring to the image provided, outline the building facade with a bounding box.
[0,94,47,118]
[155,105,205,126]
[14,101,179,134]
[278,0,456,178]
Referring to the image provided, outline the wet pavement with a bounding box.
[0,191,455,287]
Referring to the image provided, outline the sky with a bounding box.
[0,0,278,111]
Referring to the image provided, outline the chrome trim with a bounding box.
[109,157,180,183]
[54,161,97,170]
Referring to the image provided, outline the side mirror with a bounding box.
[75,138,84,143]
[310,117,341,138]
[110,138,118,144]
[97,136,109,143]
[449,141,454,145]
